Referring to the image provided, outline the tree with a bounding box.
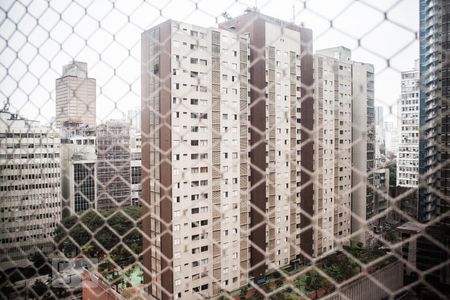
[322,258,359,283]
[29,251,51,275]
[54,206,142,260]
[305,270,325,292]
[32,279,48,297]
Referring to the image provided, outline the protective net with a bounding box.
[0,0,449,299]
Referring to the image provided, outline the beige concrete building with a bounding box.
[142,20,251,299]
[0,111,61,269]
[142,13,314,299]
[55,61,96,128]
[313,47,353,256]
[220,11,314,280]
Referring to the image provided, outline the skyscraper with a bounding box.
[0,111,61,269]
[55,61,96,128]
[416,0,450,290]
[220,10,314,280]
[141,12,314,299]
[313,47,375,248]
[141,21,251,299]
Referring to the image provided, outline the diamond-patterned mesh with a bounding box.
[0,1,449,300]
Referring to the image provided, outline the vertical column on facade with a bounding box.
[211,30,222,296]
[299,27,314,259]
[289,51,299,260]
[366,71,375,221]
[141,26,162,299]
[333,63,340,247]
[239,38,250,286]
[267,46,276,263]
[315,57,324,255]
[158,20,173,300]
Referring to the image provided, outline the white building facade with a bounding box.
[313,47,353,256]
[0,111,61,269]
[397,63,420,187]
[142,21,250,299]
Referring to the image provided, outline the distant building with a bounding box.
[96,120,131,209]
[0,111,61,269]
[375,106,386,166]
[55,61,96,128]
[373,168,389,224]
[397,62,419,188]
[384,121,399,156]
[130,128,141,206]
[60,124,97,216]
[128,108,141,133]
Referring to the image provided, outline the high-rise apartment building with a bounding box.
[0,111,61,269]
[142,20,251,299]
[60,124,97,216]
[96,120,131,209]
[55,61,96,128]
[142,13,314,299]
[312,47,375,249]
[313,47,353,256]
[397,62,420,188]
[220,11,314,279]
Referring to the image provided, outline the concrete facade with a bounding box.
[220,11,314,280]
[60,124,97,215]
[96,120,131,209]
[313,47,353,256]
[397,62,420,188]
[0,111,61,269]
[141,21,250,300]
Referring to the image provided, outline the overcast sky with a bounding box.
[0,0,418,126]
